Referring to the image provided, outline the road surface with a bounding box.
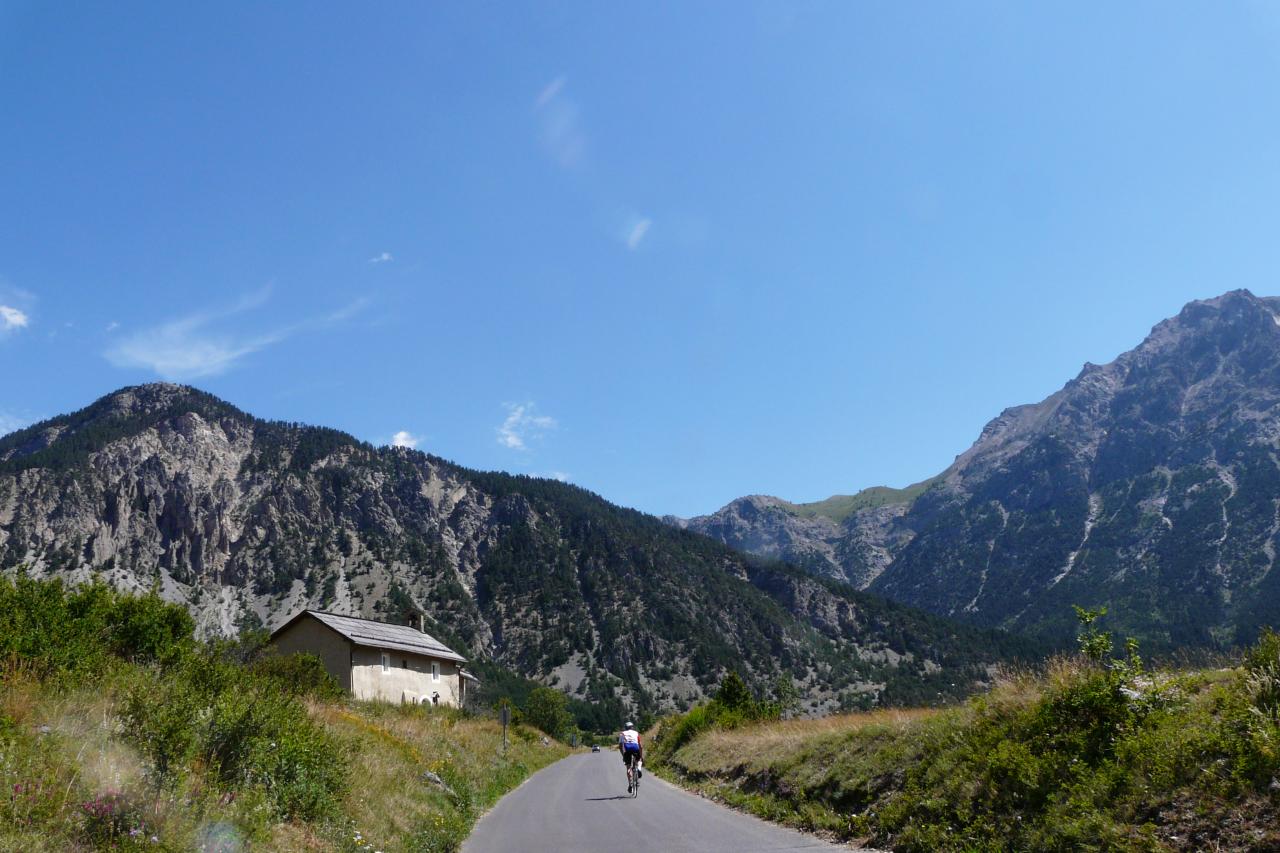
[463,752,868,853]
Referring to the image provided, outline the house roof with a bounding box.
[272,610,467,663]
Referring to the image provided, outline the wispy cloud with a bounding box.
[391,430,420,449]
[543,471,570,483]
[104,287,365,380]
[535,76,566,108]
[324,298,370,323]
[535,75,586,169]
[0,305,29,332]
[625,217,652,250]
[532,78,659,252]
[0,412,31,436]
[105,321,120,333]
[368,252,394,264]
[497,402,557,450]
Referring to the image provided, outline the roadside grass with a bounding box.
[316,702,568,853]
[654,646,1280,852]
[0,576,570,853]
[1,664,568,853]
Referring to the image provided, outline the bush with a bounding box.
[121,652,347,821]
[249,652,343,701]
[0,575,193,681]
[524,687,574,740]
[203,687,347,820]
[652,671,783,759]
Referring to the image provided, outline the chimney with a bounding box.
[419,612,426,634]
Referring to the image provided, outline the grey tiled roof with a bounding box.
[301,611,466,663]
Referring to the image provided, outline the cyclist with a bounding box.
[618,721,643,791]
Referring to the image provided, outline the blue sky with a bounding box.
[3,3,1280,517]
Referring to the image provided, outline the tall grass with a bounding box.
[655,635,1280,851]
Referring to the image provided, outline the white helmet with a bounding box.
[625,721,634,729]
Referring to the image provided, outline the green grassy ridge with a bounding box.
[0,576,569,852]
[781,477,940,523]
[652,638,1280,852]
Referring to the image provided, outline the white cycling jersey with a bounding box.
[619,728,641,748]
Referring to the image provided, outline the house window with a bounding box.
[402,659,408,669]
[381,653,390,672]
[432,662,440,682]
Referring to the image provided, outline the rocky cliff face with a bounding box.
[675,495,910,588]
[685,290,1280,650]
[0,385,1018,714]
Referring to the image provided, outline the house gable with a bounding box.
[269,610,470,706]
[268,612,354,692]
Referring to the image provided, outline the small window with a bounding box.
[432,662,440,682]
[381,652,390,672]
[402,659,408,669]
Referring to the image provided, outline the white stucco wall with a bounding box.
[350,646,464,707]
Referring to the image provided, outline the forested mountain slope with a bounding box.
[0,384,1025,715]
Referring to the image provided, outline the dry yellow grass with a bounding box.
[313,701,569,852]
[677,707,941,773]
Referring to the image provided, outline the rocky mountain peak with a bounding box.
[99,383,201,416]
[687,290,1280,651]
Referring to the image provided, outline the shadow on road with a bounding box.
[584,795,633,801]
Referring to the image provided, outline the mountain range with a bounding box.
[682,289,1280,650]
[0,384,1025,717]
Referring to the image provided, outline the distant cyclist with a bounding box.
[618,721,643,791]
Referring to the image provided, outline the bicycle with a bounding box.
[627,759,642,797]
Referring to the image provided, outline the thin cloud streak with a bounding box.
[104,289,366,380]
[535,76,566,108]
[626,218,652,250]
[535,75,586,168]
[497,402,557,450]
[368,252,394,264]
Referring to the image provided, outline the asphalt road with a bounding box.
[462,752,865,853]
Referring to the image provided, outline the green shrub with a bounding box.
[250,652,343,701]
[523,686,573,740]
[203,687,347,820]
[121,652,347,821]
[652,672,784,760]
[121,673,202,778]
[0,575,192,681]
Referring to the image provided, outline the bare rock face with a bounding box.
[679,496,910,588]
[0,384,1016,714]
[874,289,1280,649]
[688,290,1280,651]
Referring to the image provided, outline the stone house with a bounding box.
[269,610,477,707]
